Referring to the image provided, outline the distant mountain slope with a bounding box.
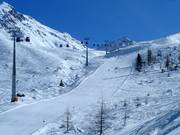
[95,37,136,51]
[104,33,180,57]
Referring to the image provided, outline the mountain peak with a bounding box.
[0,1,83,50]
[0,1,13,12]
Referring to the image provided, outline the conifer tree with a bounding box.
[63,108,73,133]
[136,53,142,72]
[147,49,153,65]
[93,98,110,135]
[123,100,129,126]
[165,55,170,70]
[59,80,65,87]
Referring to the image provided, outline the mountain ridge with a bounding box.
[0,1,101,105]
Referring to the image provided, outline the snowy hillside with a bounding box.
[1,1,180,135]
[0,31,180,135]
[0,2,102,105]
[30,36,180,135]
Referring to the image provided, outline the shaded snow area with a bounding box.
[0,2,104,111]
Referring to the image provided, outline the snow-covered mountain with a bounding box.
[110,37,135,48]
[137,33,180,49]
[0,2,102,104]
[1,1,180,135]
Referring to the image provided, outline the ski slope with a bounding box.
[0,51,135,135]
[30,43,180,135]
[1,36,180,135]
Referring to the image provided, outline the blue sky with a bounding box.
[3,0,180,42]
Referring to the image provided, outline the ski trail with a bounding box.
[111,65,133,97]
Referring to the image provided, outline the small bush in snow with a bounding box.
[135,97,141,108]
[59,80,65,87]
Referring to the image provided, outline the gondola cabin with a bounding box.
[66,44,69,47]
[16,37,23,42]
[59,44,63,47]
[25,37,30,42]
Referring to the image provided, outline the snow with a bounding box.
[0,1,180,135]
[0,2,12,13]
[0,52,133,135]
[0,2,104,109]
[29,46,180,135]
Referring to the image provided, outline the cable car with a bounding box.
[16,37,23,42]
[66,44,70,47]
[25,37,30,42]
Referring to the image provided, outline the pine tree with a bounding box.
[147,49,153,65]
[157,50,162,57]
[123,100,129,126]
[136,53,143,72]
[97,99,105,135]
[94,98,110,135]
[63,108,73,133]
[165,55,170,70]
